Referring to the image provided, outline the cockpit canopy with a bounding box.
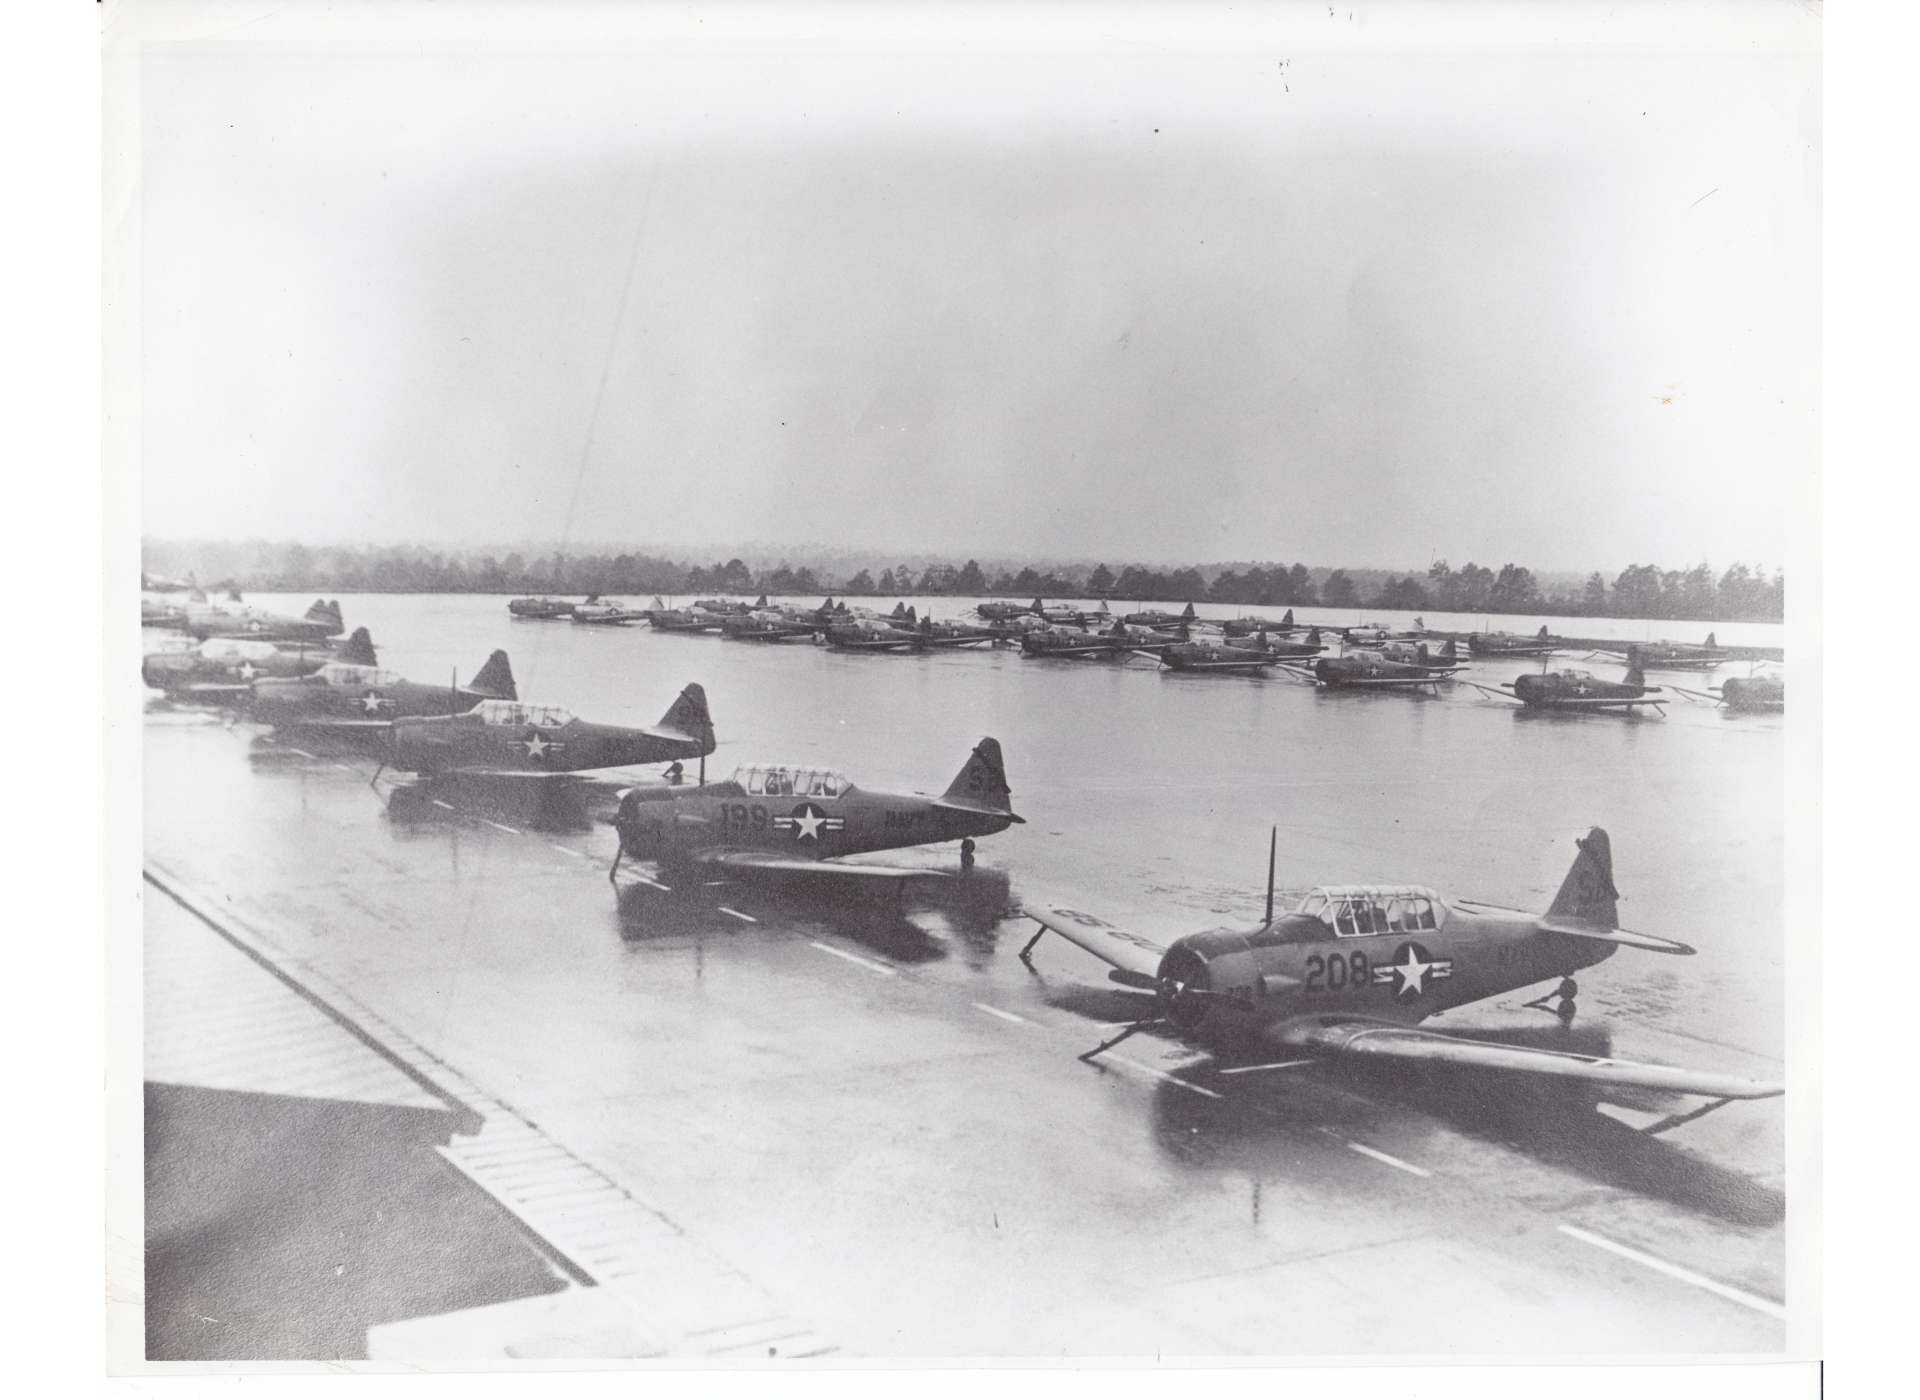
[1554,669,1597,683]
[730,764,850,798]
[472,700,575,728]
[1297,885,1448,936]
[319,663,403,687]
[1343,649,1387,664]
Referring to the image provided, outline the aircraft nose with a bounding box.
[1158,944,1213,1031]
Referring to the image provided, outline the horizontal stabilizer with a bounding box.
[932,797,1026,824]
[1273,1019,1781,1100]
[1536,916,1696,955]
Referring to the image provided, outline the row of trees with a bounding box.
[142,542,1785,622]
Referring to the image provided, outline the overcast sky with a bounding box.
[127,1,1819,573]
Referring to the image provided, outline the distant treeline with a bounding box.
[143,542,1785,623]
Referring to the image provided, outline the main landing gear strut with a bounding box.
[1524,977,1579,1021]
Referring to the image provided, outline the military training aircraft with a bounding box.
[916,615,1001,648]
[189,597,347,644]
[1155,632,1282,673]
[1469,662,1666,713]
[1121,602,1198,629]
[1298,647,1464,690]
[722,599,822,642]
[644,598,732,632]
[1467,625,1563,658]
[609,737,1021,881]
[248,650,517,730]
[1590,635,1730,673]
[383,683,715,778]
[825,614,925,651]
[1020,623,1126,659]
[1221,608,1296,637]
[975,598,1041,621]
[1019,827,1782,1117]
[1379,639,1465,671]
[570,596,648,625]
[1674,670,1785,713]
[507,595,578,620]
[144,627,378,700]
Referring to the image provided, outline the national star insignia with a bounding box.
[522,731,556,760]
[1373,941,1455,999]
[236,662,258,681]
[360,690,393,714]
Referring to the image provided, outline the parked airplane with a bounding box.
[383,683,715,778]
[1589,636,1730,673]
[189,598,346,644]
[1379,639,1465,671]
[1020,624,1126,659]
[1020,827,1781,1118]
[249,650,517,730]
[1121,603,1198,629]
[1299,647,1463,691]
[610,737,1020,881]
[825,615,925,652]
[144,627,377,700]
[1469,663,1666,713]
[1221,608,1296,637]
[507,596,578,620]
[571,596,648,625]
[1467,626,1562,658]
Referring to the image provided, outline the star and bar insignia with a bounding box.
[1371,942,1454,999]
[360,690,395,714]
[772,802,846,841]
[522,731,566,761]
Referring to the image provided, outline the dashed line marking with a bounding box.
[1556,1224,1786,1321]
[972,1003,1028,1025]
[1345,1141,1432,1178]
[482,819,521,835]
[807,942,897,977]
[1219,1059,1315,1075]
[1105,1054,1222,1099]
[717,906,757,923]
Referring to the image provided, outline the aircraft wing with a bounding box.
[1026,904,1166,984]
[693,849,947,880]
[1270,1019,1781,1100]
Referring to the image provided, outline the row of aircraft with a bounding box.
[140,614,1783,1124]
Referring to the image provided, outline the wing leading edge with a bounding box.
[1272,1019,1782,1100]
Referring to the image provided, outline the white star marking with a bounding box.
[791,806,826,840]
[523,733,551,760]
[236,662,258,681]
[361,691,389,713]
[1392,945,1434,996]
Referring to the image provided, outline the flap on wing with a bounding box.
[1027,904,1166,982]
[697,850,947,880]
[1271,1019,1781,1100]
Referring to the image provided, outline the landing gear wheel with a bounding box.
[1556,977,1578,1022]
[960,837,976,870]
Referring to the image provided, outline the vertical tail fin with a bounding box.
[1536,625,1549,639]
[338,627,377,666]
[1546,828,1620,926]
[1030,598,1043,614]
[650,682,716,753]
[1624,665,1646,689]
[941,737,1015,813]
[1441,639,1457,660]
[1181,603,1197,620]
[754,594,768,608]
[1704,632,1717,648]
[1281,609,1294,628]
[467,650,516,699]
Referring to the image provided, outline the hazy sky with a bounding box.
[128,1,1819,572]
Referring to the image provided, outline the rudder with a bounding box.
[468,650,516,699]
[338,627,377,666]
[943,737,1014,811]
[1547,828,1620,926]
[654,682,716,752]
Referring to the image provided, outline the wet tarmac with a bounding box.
[141,594,1787,1356]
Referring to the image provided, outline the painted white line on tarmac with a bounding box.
[717,906,757,923]
[482,819,521,835]
[1556,1224,1786,1321]
[1345,1141,1433,1178]
[972,1003,1028,1025]
[1219,1060,1315,1075]
[807,942,897,977]
[1106,1054,1222,1099]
